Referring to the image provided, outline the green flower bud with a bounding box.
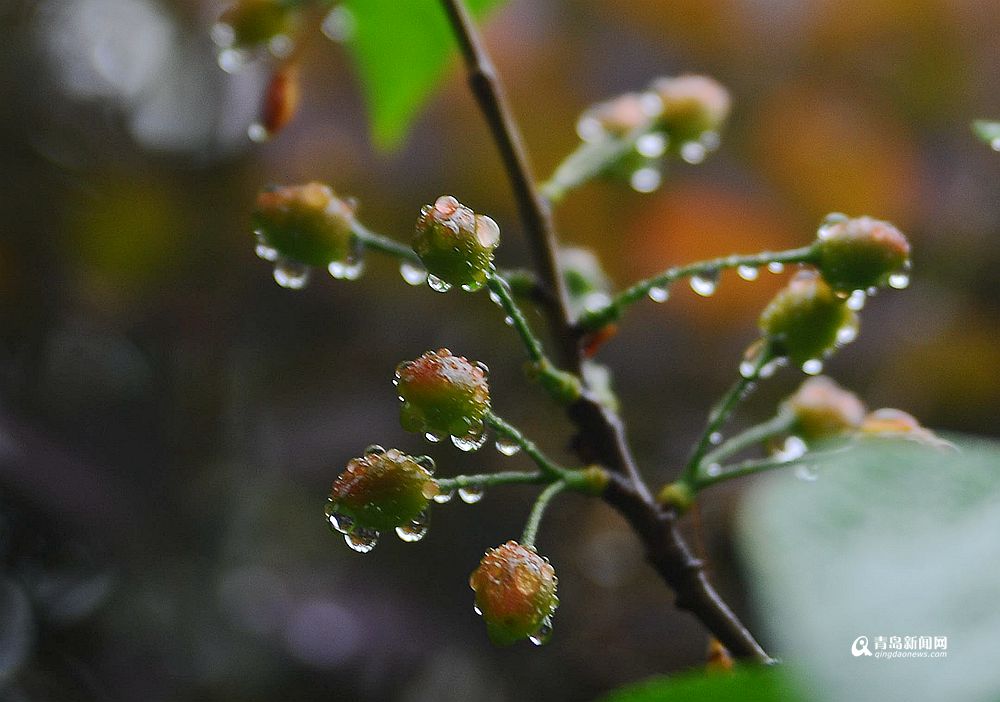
[217,0,296,50]
[651,74,731,145]
[470,541,559,646]
[252,182,356,267]
[326,447,438,551]
[413,196,500,291]
[759,271,858,366]
[395,349,491,447]
[815,215,911,292]
[783,376,866,442]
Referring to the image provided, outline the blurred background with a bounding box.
[1,0,999,699]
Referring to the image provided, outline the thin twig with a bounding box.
[521,480,567,549]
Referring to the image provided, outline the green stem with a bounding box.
[577,245,819,331]
[350,220,420,263]
[540,126,650,204]
[680,341,775,485]
[692,447,849,490]
[486,274,545,363]
[436,470,545,492]
[520,480,567,549]
[485,412,571,481]
[700,412,795,469]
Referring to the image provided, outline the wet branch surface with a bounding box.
[440,0,770,662]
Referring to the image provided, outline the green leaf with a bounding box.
[600,666,799,702]
[740,437,1000,702]
[341,0,504,149]
[972,120,1000,149]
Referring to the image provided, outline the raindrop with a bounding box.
[321,5,356,42]
[816,212,848,240]
[836,324,858,345]
[217,48,247,74]
[759,357,785,378]
[247,123,270,142]
[529,617,553,646]
[458,486,484,504]
[395,512,429,542]
[268,34,294,58]
[739,361,757,379]
[433,489,454,504]
[801,359,824,375]
[328,257,365,280]
[576,115,605,143]
[399,261,427,286]
[273,259,310,289]
[888,271,910,289]
[705,463,722,477]
[689,268,720,297]
[737,265,759,281]
[795,464,819,482]
[846,289,867,311]
[473,604,483,616]
[427,274,452,293]
[630,167,661,193]
[767,262,785,274]
[495,437,521,456]
[415,455,436,473]
[992,137,1000,152]
[325,505,354,534]
[709,431,723,445]
[344,529,379,553]
[647,286,670,303]
[364,444,386,456]
[503,316,514,326]
[210,22,235,48]
[254,233,279,261]
[583,292,612,313]
[679,141,706,164]
[700,131,721,151]
[488,290,503,306]
[424,431,446,443]
[636,132,668,158]
[452,432,488,452]
[775,436,808,462]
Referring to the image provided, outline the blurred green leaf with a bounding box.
[740,437,1000,702]
[600,666,798,702]
[972,120,1000,148]
[342,0,504,149]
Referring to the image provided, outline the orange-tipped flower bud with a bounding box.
[816,215,911,292]
[859,409,955,450]
[783,376,866,442]
[252,182,356,267]
[470,541,559,646]
[413,196,500,291]
[651,74,731,143]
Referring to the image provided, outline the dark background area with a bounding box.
[1,0,999,699]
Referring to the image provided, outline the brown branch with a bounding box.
[440,0,771,663]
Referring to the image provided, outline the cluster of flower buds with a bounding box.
[469,541,559,646]
[252,182,363,289]
[326,447,439,552]
[758,271,858,371]
[413,196,500,292]
[395,349,491,450]
[814,214,911,293]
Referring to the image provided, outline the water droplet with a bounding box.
[503,315,514,326]
[254,233,279,261]
[739,361,757,379]
[992,137,1000,152]
[458,486,484,504]
[488,290,503,306]
[328,257,365,280]
[217,48,247,74]
[451,432,487,452]
[801,359,824,375]
[795,464,819,482]
[630,167,661,193]
[576,114,605,143]
[529,617,553,646]
[888,271,910,289]
[495,437,521,456]
[846,289,867,311]
[582,292,612,313]
[647,286,670,303]
[424,431,446,443]
[680,141,706,164]
[775,436,808,462]
[473,604,483,616]
[344,528,379,553]
[636,132,668,158]
[767,262,785,274]
[759,357,785,378]
[690,268,720,297]
[325,504,354,534]
[427,274,452,293]
[836,324,858,345]
[816,212,849,240]
[709,431,723,445]
[273,259,310,289]
[699,130,721,151]
[321,5,356,42]
[399,261,427,286]
[415,455,436,473]
[395,511,429,542]
[639,91,663,116]
[210,22,235,48]
[705,463,722,477]
[268,34,294,58]
[364,444,386,456]
[737,265,759,281]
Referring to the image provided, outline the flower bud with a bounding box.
[651,74,731,144]
[254,63,300,141]
[395,349,490,441]
[413,196,499,291]
[252,182,356,266]
[859,409,955,450]
[782,376,866,442]
[759,271,857,366]
[470,541,559,646]
[815,215,911,292]
[217,0,296,50]
[327,447,438,537]
[577,93,658,140]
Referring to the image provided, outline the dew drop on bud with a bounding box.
[836,324,858,345]
[425,431,445,443]
[395,511,429,542]
[576,114,605,143]
[630,167,661,193]
[254,232,279,261]
[433,489,455,504]
[888,271,910,289]
[458,486,484,504]
[705,463,722,477]
[992,137,1000,152]
[648,286,670,303]
[529,617,554,646]
[488,290,503,306]
[364,444,386,456]
[325,504,354,534]
[495,437,521,456]
[801,359,824,375]
[680,141,707,164]
[321,5,356,42]
[217,48,247,74]
[709,431,723,445]
[273,259,310,289]
[344,529,379,553]
[399,261,427,285]
[690,268,720,297]
[846,289,867,311]
[328,257,365,280]
[473,604,483,616]
[636,132,668,158]
[775,436,808,462]
[415,455,435,473]
[739,360,757,379]
[427,274,452,293]
[737,265,759,281]
[452,432,487,452]
[767,262,785,274]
